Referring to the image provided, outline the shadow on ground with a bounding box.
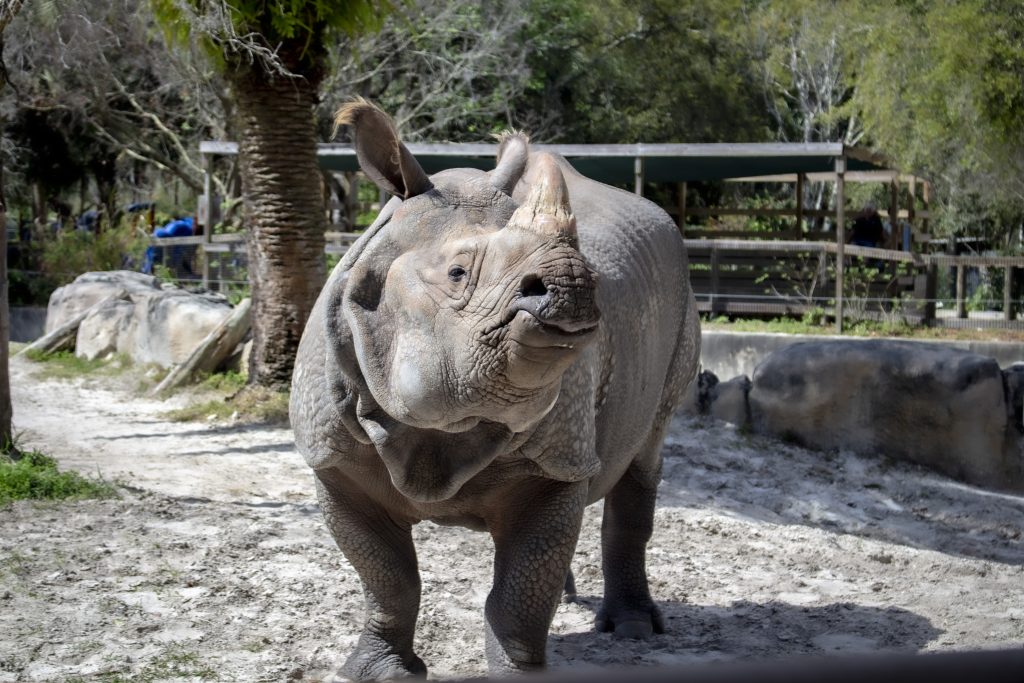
[659,415,1024,565]
[551,595,941,668]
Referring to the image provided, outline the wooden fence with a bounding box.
[151,231,1024,331]
[685,239,1024,330]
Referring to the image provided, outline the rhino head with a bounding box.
[323,102,600,502]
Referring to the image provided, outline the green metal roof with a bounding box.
[200,141,890,185]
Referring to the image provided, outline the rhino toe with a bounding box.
[341,639,426,681]
[595,603,665,639]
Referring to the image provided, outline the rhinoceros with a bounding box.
[290,101,700,679]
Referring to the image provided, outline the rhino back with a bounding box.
[559,161,699,480]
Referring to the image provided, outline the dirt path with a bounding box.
[3,354,1023,682]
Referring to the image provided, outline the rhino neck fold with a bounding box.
[357,406,514,503]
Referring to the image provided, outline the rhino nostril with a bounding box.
[520,274,548,298]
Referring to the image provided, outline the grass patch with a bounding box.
[23,349,133,380]
[0,450,117,505]
[166,385,290,426]
[24,348,172,391]
[25,349,109,375]
[197,370,247,393]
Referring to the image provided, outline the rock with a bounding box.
[1001,363,1024,435]
[46,271,234,368]
[709,375,751,426]
[46,271,159,332]
[748,339,1022,492]
[76,298,134,360]
[679,369,719,416]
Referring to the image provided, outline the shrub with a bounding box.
[40,222,149,286]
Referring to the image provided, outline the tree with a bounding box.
[746,0,873,228]
[851,0,1024,246]
[750,0,866,147]
[320,0,532,142]
[0,0,25,450]
[517,0,772,144]
[151,0,388,389]
[3,0,233,226]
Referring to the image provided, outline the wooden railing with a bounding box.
[683,239,1024,330]
[147,230,362,287]
[150,232,1024,331]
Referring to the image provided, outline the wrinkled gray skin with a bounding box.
[291,103,700,680]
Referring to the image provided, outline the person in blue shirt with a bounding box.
[142,216,194,276]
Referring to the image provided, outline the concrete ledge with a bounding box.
[701,329,1024,380]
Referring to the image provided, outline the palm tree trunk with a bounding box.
[233,74,327,389]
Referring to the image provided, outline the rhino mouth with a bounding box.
[508,309,598,348]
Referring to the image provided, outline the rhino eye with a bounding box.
[448,265,468,282]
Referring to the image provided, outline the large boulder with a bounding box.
[46,271,233,367]
[747,339,1023,491]
[76,298,135,360]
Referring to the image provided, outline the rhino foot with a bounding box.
[340,636,426,681]
[595,602,665,639]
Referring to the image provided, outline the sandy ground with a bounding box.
[3,353,1024,682]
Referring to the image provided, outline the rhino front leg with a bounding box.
[596,460,664,638]
[485,479,588,674]
[314,468,426,681]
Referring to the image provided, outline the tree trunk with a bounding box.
[0,152,11,449]
[0,0,21,453]
[232,74,327,390]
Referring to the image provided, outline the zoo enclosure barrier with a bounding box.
[147,231,1024,331]
[685,239,1024,330]
[183,139,1019,330]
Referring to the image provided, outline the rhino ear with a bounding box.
[489,131,530,195]
[334,99,432,199]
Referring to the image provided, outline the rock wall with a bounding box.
[688,339,1024,493]
[46,271,233,368]
[699,330,1024,380]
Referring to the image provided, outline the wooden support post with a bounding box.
[677,182,687,235]
[633,157,644,196]
[907,175,917,248]
[888,178,899,251]
[795,173,805,234]
[1005,266,1015,321]
[834,157,847,333]
[924,262,937,324]
[921,180,930,240]
[956,263,967,319]
[346,172,358,229]
[201,152,213,290]
[710,245,721,314]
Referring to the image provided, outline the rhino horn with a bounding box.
[489,131,529,195]
[505,153,576,239]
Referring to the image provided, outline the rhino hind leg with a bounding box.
[563,568,577,603]
[595,451,664,639]
[314,469,426,681]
